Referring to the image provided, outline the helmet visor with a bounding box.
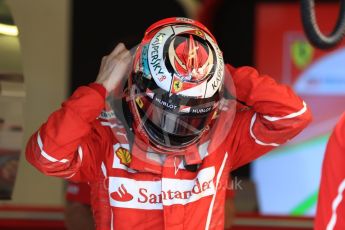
[137,102,215,137]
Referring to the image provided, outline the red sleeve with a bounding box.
[88,83,107,98]
[25,85,107,182]
[314,113,345,230]
[225,65,312,170]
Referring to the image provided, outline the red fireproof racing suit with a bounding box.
[65,181,91,205]
[26,65,312,230]
[314,113,345,230]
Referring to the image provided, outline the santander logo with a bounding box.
[110,184,134,202]
[138,178,212,204]
[109,167,216,210]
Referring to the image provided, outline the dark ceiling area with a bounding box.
[70,0,188,93]
[70,0,257,90]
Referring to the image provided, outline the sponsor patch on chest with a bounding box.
[109,167,215,209]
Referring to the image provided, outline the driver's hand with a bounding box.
[95,43,131,94]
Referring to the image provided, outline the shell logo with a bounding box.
[116,147,131,166]
[135,97,144,108]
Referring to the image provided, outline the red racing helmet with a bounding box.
[128,17,225,152]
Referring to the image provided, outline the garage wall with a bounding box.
[5,0,71,206]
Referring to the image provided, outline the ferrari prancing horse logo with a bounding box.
[173,80,182,92]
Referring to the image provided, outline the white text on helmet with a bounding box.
[155,97,177,110]
[150,33,166,75]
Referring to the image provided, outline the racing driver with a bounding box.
[26,17,312,229]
